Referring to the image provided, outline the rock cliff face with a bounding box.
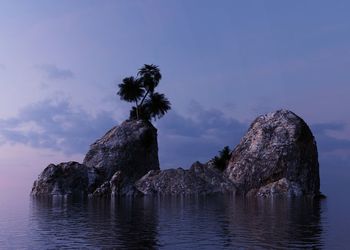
[31,120,159,196]
[225,109,320,197]
[91,171,143,197]
[31,162,88,196]
[31,109,321,198]
[83,120,160,192]
[135,162,236,195]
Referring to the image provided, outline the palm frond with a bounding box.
[117,77,144,102]
[144,92,171,120]
[138,64,162,92]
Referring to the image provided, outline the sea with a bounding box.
[0,167,349,249]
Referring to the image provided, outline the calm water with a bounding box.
[0,195,326,249]
[0,172,349,249]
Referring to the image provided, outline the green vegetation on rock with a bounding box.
[212,146,231,171]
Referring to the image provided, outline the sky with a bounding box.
[0,1,350,194]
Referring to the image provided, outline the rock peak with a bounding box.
[252,109,302,127]
[225,109,320,197]
[83,119,159,191]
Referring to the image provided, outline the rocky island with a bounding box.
[31,65,321,198]
[31,109,321,198]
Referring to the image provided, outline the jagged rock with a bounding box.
[250,178,303,197]
[91,181,111,197]
[31,162,88,196]
[31,110,321,199]
[91,171,143,197]
[225,109,320,197]
[110,171,124,195]
[83,120,160,191]
[135,162,237,195]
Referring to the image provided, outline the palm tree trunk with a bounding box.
[140,89,150,106]
[135,99,139,120]
[138,89,150,120]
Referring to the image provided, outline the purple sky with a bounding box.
[1,1,350,193]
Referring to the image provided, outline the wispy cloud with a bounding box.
[157,104,247,168]
[311,123,350,155]
[0,99,248,167]
[157,106,350,168]
[0,98,116,155]
[37,64,74,80]
[0,98,349,169]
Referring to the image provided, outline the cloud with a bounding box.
[0,98,116,155]
[0,99,248,167]
[38,64,74,80]
[311,123,350,156]
[156,104,247,168]
[311,123,350,186]
[1,98,349,169]
[157,106,350,168]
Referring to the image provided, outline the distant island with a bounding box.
[31,65,321,198]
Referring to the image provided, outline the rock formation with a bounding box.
[31,109,321,198]
[135,162,236,195]
[31,120,159,197]
[91,171,143,197]
[225,109,320,197]
[31,161,88,196]
[83,119,160,192]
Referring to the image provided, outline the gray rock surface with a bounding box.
[135,162,237,195]
[83,120,160,191]
[225,109,320,197]
[249,178,303,197]
[91,171,143,197]
[31,161,88,196]
[31,110,321,199]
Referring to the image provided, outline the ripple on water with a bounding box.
[0,194,327,249]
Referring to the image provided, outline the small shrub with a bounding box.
[212,146,231,171]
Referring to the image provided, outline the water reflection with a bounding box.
[151,195,325,249]
[220,196,324,249]
[28,195,325,249]
[29,196,160,249]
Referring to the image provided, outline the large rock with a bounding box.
[135,162,237,195]
[31,161,88,196]
[31,110,321,199]
[83,120,160,191]
[225,109,320,197]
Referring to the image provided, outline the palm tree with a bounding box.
[117,64,171,122]
[117,76,144,119]
[144,92,171,120]
[138,64,161,92]
[138,64,161,106]
[129,105,151,121]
